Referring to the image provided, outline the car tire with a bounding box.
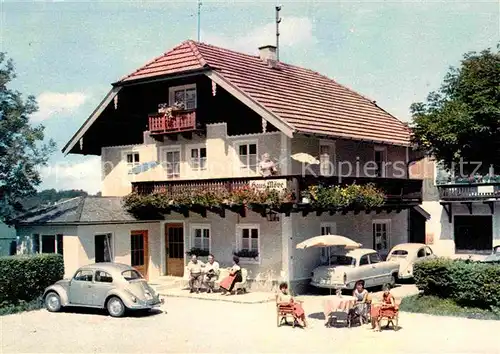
[384,274,396,288]
[106,296,126,317]
[45,292,62,312]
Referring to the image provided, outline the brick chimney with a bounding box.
[258,45,277,62]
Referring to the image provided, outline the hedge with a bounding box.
[414,258,500,309]
[0,254,64,307]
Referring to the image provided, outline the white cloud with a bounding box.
[31,92,87,122]
[40,156,101,194]
[202,16,316,55]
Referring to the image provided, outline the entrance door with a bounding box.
[454,216,492,253]
[165,223,184,276]
[131,230,149,279]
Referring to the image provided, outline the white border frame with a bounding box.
[374,145,388,177]
[161,220,186,276]
[372,219,391,252]
[319,139,337,176]
[190,223,211,253]
[168,84,197,108]
[185,142,208,174]
[235,223,261,265]
[159,145,182,179]
[233,139,259,177]
[94,231,116,262]
[121,150,140,167]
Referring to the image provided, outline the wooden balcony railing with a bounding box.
[438,183,500,201]
[148,109,196,135]
[132,175,422,205]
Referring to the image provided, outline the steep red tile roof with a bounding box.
[120,40,411,146]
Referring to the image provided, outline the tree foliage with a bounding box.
[0,53,55,225]
[410,44,500,173]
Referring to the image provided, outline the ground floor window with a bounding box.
[454,215,492,253]
[320,222,337,261]
[32,234,63,255]
[95,233,113,262]
[236,224,260,262]
[191,224,210,252]
[373,220,391,257]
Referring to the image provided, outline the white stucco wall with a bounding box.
[163,210,283,282]
[101,124,283,197]
[290,210,409,280]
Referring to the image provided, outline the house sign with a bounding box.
[249,179,287,191]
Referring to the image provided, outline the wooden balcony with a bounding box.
[131,176,422,217]
[438,183,500,201]
[148,109,197,135]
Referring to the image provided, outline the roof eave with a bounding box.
[112,67,211,87]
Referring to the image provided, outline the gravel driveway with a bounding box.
[1,297,499,353]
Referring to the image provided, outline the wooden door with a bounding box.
[165,223,184,276]
[131,230,149,279]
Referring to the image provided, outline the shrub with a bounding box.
[0,254,64,307]
[186,248,210,257]
[414,257,500,309]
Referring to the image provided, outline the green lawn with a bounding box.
[400,295,500,321]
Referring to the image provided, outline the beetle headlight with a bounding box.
[131,296,137,303]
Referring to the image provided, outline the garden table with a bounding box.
[323,295,356,327]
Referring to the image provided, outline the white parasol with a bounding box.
[291,152,320,165]
[296,234,362,250]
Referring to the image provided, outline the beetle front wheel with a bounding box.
[45,292,62,312]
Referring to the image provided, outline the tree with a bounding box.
[410,44,500,174]
[0,53,55,225]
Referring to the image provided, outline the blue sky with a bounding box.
[1,0,498,194]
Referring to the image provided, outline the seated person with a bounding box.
[187,255,204,294]
[219,256,242,296]
[202,254,220,293]
[276,282,307,327]
[370,285,396,331]
[349,280,369,322]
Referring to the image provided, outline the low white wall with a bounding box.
[290,210,409,281]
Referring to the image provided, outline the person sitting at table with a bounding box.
[202,254,220,293]
[370,284,396,331]
[187,255,204,294]
[277,282,307,327]
[219,256,242,296]
[349,280,369,323]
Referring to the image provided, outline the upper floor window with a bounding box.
[237,142,258,174]
[319,141,336,176]
[124,152,140,168]
[374,146,387,177]
[189,146,207,171]
[169,84,196,110]
[160,146,181,179]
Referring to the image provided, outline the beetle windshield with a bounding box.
[325,255,355,266]
[121,269,143,281]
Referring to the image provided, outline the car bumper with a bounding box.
[310,281,347,289]
[398,273,413,279]
[128,298,163,310]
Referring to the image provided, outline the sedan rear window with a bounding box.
[326,255,355,266]
[121,269,143,281]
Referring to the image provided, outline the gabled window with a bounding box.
[169,84,196,109]
[236,142,258,174]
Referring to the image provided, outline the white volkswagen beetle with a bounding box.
[310,248,400,290]
[387,243,436,279]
